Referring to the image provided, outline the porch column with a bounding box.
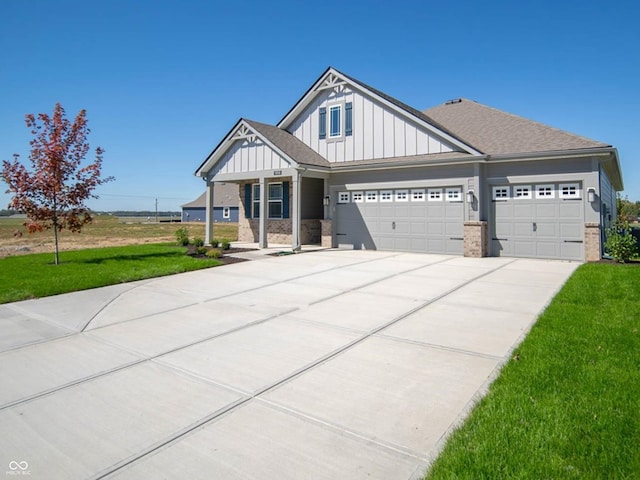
[259,177,267,248]
[205,180,215,245]
[292,170,302,251]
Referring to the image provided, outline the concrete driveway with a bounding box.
[0,250,578,479]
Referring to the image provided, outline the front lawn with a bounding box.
[426,263,640,479]
[0,244,221,304]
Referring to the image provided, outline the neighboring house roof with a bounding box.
[181,182,239,209]
[423,98,610,156]
[245,119,330,168]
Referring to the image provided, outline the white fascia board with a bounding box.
[195,119,300,179]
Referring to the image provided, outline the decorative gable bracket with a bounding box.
[232,123,257,143]
[315,72,347,92]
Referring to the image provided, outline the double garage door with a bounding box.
[335,187,464,254]
[491,182,584,261]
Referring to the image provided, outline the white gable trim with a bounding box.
[196,119,300,178]
[277,67,481,156]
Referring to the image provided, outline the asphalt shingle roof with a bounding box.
[423,99,609,155]
[245,119,331,168]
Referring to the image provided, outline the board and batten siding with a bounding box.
[289,87,458,163]
[213,139,290,176]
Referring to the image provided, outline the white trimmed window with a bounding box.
[380,190,393,202]
[338,192,350,204]
[536,184,555,198]
[446,187,462,202]
[352,191,364,203]
[395,190,409,202]
[514,185,532,199]
[559,183,581,199]
[411,189,425,201]
[252,184,261,218]
[365,191,378,202]
[268,183,284,219]
[223,207,230,219]
[492,186,509,200]
[329,105,342,138]
[428,188,443,201]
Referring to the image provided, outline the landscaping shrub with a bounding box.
[604,221,638,263]
[221,239,231,250]
[196,246,208,255]
[206,248,222,259]
[210,239,220,248]
[174,227,189,246]
[194,237,204,248]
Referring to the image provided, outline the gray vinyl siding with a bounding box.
[289,87,458,163]
[599,166,616,226]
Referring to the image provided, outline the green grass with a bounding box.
[426,263,640,479]
[0,243,221,304]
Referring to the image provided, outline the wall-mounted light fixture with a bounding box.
[323,195,331,206]
[587,187,596,203]
[466,189,475,204]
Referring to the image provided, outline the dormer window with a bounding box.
[319,102,352,140]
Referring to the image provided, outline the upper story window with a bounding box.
[329,105,341,138]
[319,102,353,140]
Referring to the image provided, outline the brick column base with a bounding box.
[464,221,488,257]
[584,222,601,262]
[320,219,333,248]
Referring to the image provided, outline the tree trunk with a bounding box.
[53,211,60,265]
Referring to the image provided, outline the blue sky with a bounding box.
[1,0,638,211]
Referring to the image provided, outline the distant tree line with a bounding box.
[617,194,640,222]
[0,209,17,217]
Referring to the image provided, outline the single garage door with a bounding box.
[335,187,464,254]
[491,182,584,261]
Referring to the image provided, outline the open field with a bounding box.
[426,263,640,479]
[0,215,238,258]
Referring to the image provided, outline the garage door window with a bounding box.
[514,185,532,199]
[492,186,509,200]
[536,184,555,198]
[352,192,364,203]
[395,190,408,202]
[411,189,425,201]
[338,192,350,204]
[428,189,442,201]
[366,191,378,202]
[446,187,462,202]
[559,183,581,199]
[380,190,393,202]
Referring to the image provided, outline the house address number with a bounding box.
[274,170,282,176]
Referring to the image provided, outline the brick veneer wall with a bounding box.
[584,222,601,262]
[320,219,332,248]
[239,219,320,244]
[463,221,488,257]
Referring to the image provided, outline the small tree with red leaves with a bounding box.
[2,103,114,264]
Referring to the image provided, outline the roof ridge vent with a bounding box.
[445,98,463,105]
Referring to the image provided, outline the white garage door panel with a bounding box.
[491,183,584,261]
[336,187,464,254]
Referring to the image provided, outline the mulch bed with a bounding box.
[186,245,257,265]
